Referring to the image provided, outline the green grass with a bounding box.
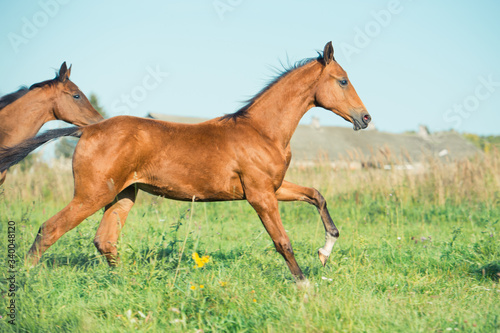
[0,155,499,332]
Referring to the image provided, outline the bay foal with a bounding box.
[0,62,103,185]
[0,42,370,281]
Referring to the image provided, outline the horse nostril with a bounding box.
[363,114,371,124]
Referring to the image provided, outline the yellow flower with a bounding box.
[199,285,204,289]
[219,281,227,287]
[190,285,197,290]
[253,299,257,303]
[192,252,210,268]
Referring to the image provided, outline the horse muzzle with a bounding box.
[352,112,371,131]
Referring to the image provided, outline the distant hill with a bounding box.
[147,113,481,166]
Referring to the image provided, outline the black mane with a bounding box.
[221,52,325,122]
[0,87,29,110]
[0,73,60,111]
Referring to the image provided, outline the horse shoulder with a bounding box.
[228,125,288,191]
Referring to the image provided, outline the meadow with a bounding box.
[0,151,499,332]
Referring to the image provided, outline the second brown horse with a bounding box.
[0,42,370,281]
[0,62,103,185]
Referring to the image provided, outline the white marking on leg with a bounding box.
[319,233,338,257]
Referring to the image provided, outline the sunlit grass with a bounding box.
[0,151,499,332]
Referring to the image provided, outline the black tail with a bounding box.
[0,127,82,173]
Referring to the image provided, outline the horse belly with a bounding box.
[137,165,244,202]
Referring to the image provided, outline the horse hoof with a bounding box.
[318,250,328,267]
[25,256,40,269]
[296,279,311,289]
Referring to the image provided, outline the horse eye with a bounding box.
[339,79,348,87]
[73,94,80,99]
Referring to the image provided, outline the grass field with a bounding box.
[0,151,499,332]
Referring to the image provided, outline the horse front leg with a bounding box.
[244,184,306,282]
[276,180,339,267]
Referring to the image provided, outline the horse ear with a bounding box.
[323,41,334,65]
[67,64,72,78]
[58,62,69,82]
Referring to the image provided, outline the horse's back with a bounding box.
[73,115,247,201]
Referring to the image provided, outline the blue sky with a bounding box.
[1,0,499,135]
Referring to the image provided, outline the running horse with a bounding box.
[0,62,103,185]
[0,42,371,282]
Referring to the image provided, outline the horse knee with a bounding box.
[274,238,294,258]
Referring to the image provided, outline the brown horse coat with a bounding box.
[0,62,103,184]
[0,42,370,281]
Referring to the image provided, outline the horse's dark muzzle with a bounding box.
[353,112,371,131]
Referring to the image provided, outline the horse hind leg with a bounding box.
[94,186,137,266]
[276,180,339,267]
[26,194,113,267]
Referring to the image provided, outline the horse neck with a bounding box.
[244,61,322,148]
[0,89,56,147]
